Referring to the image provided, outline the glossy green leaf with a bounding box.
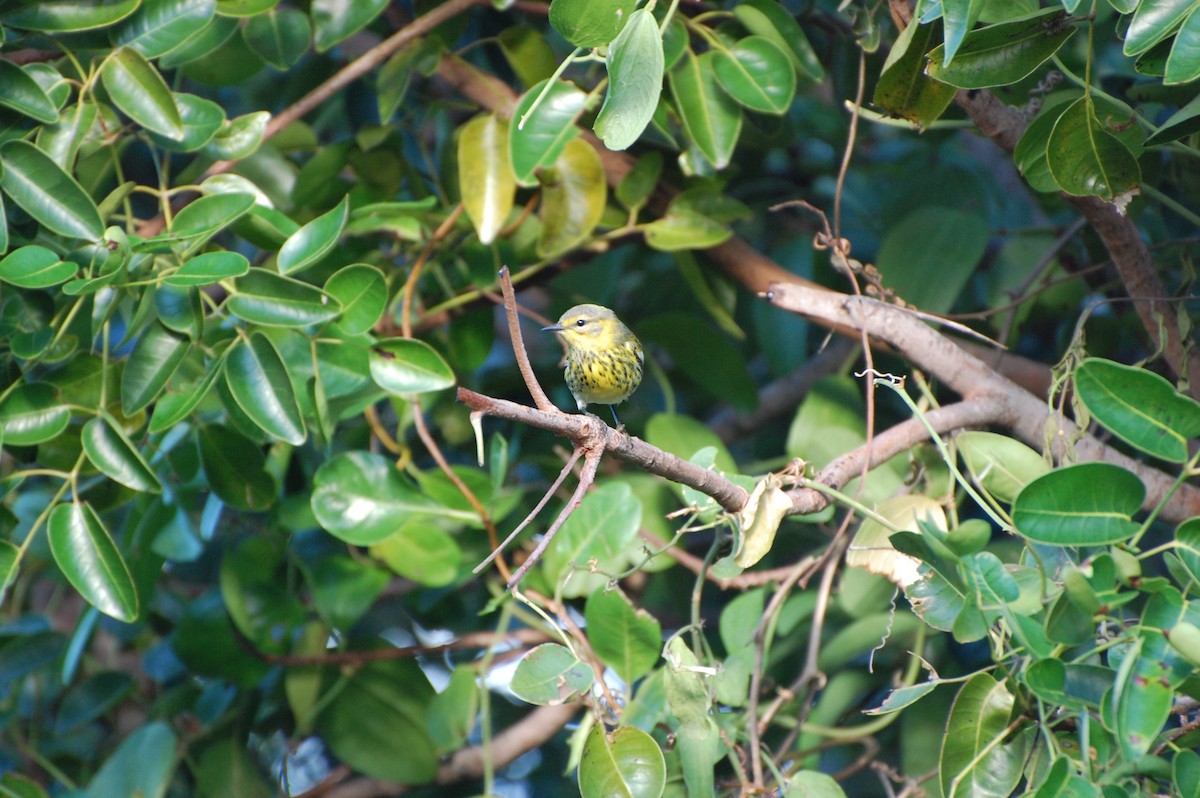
[578,723,666,798]
[198,424,276,510]
[459,114,515,244]
[926,8,1076,89]
[1175,517,1200,585]
[1125,0,1197,56]
[164,250,250,286]
[368,338,455,395]
[510,81,588,187]
[1166,6,1200,83]
[369,522,462,587]
[941,0,987,66]
[121,322,190,414]
[101,47,184,140]
[82,416,162,493]
[585,588,662,686]
[1146,93,1200,145]
[1047,97,1141,199]
[216,0,279,15]
[511,643,593,705]
[278,195,348,275]
[0,140,104,241]
[595,8,664,150]
[1012,462,1143,545]
[875,206,988,313]
[616,151,662,212]
[37,102,97,169]
[145,92,225,152]
[48,502,139,622]
[227,269,341,327]
[312,452,473,544]
[148,356,225,433]
[0,61,59,123]
[873,18,956,129]
[201,110,270,160]
[548,0,636,48]
[670,50,743,170]
[111,0,217,58]
[84,722,177,797]
[733,0,825,81]
[1075,358,1200,462]
[243,8,311,69]
[956,431,1049,504]
[642,208,731,251]
[311,0,387,52]
[0,246,75,288]
[166,191,256,248]
[940,673,1026,798]
[225,332,306,445]
[1,0,140,31]
[712,36,796,115]
[538,137,607,258]
[543,482,642,598]
[158,14,241,68]
[325,263,387,335]
[498,25,558,88]
[0,383,70,446]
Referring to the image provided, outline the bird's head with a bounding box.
[542,304,623,351]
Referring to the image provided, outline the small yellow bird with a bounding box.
[542,303,644,426]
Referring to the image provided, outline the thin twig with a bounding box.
[498,266,557,413]
[507,450,603,588]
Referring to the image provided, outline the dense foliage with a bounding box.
[2,0,1200,796]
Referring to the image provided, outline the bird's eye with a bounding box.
[575,319,587,327]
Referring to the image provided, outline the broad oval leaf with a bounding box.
[278,195,348,275]
[121,321,190,414]
[0,60,60,123]
[325,263,387,336]
[670,50,744,170]
[1075,358,1200,463]
[311,451,470,544]
[595,8,665,150]
[368,338,455,396]
[1,0,140,31]
[585,588,662,686]
[48,502,139,622]
[732,0,824,81]
[926,8,1076,89]
[202,110,270,160]
[956,430,1049,504]
[939,673,1027,798]
[1047,97,1141,200]
[511,643,594,705]
[164,250,250,287]
[1166,7,1200,84]
[370,522,462,587]
[1012,462,1144,545]
[224,333,306,445]
[82,416,163,493]
[642,208,731,251]
[101,47,184,140]
[0,140,104,241]
[311,0,387,52]
[242,8,312,69]
[227,269,341,327]
[111,0,217,58]
[458,114,515,245]
[197,424,277,511]
[712,36,796,115]
[0,382,70,446]
[1125,0,1197,56]
[146,92,226,152]
[872,18,956,129]
[511,80,588,187]
[579,723,666,798]
[0,245,76,288]
[542,482,642,598]
[549,0,637,48]
[538,137,607,258]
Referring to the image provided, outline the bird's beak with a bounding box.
[542,323,564,333]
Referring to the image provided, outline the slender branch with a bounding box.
[498,266,557,413]
[506,451,602,588]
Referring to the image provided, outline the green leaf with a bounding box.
[82,416,163,493]
[926,8,1076,89]
[585,588,662,686]
[243,8,311,70]
[939,673,1027,798]
[872,18,956,129]
[227,269,341,327]
[1146,93,1200,145]
[0,245,75,288]
[542,482,642,598]
[0,140,104,241]
[616,151,662,212]
[198,424,276,511]
[642,208,731,251]
[325,263,387,336]
[508,80,588,187]
[145,92,226,152]
[1074,358,1200,462]
[311,0,387,52]
[578,723,666,798]
[158,14,241,68]
[875,206,988,314]
[164,250,250,287]
[216,0,279,15]
[1012,462,1143,545]
[458,113,515,244]
[594,8,664,150]
[278,195,348,275]
[111,0,217,58]
[1167,6,1200,84]
[670,50,743,170]
[225,333,306,445]
[941,0,987,65]
[538,137,607,258]
[733,0,825,82]
[1175,517,1200,585]
[956,431,1049,504]
[164,191,256,250]
[311,452,473,545]
[101,47,184,140]
[511,642,593,705]
[1,0,140,31]
[712,36,796,115]
[1046,97,1141,200]
[368,338,455,395]
[121,322,190,414]
[549,0,637,48]
[1124,0,1198,56]
[148,357,225,433]
[370,521,462,587]
[498,25,559,88]
[48,502,139,622]
[84,722,177,798]
[0,383,70,446]
[201,110,270,160]
[0,61,59,123]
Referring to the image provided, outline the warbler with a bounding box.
[542,303,644,426]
